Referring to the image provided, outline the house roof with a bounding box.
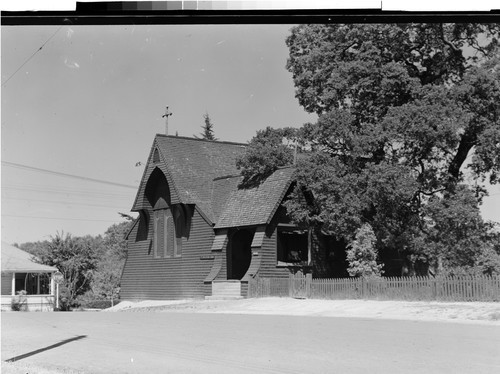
[215,167,295,229]
[1,242,58,273]
[211,175,242,222]
[153,135,247,223]
[135,135,296,228]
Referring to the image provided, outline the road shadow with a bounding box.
[4,335,87,362]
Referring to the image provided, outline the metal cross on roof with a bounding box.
[162,106,173,135]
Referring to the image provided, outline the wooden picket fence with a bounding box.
[248,274,500,302]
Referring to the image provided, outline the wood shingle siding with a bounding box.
[214,243,228,281]
[120,209,214,300]
[256,228,289,279]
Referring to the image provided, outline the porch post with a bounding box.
[50,274,55,296]
[11,273,16,296]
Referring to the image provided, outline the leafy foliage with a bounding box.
[21,218,134,309]
[238,23,500,276]
[88,221,131,304]
[28,232,100,307]
[286,23,500,187]
[11,290,27,311]
[236,126,297,187]
[421,186,500,275]
[286,23,499,114]
[346,224,384,277]
[57,286,72,311]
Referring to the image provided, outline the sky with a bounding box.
[1,24,319,244]
[1,22,499,245]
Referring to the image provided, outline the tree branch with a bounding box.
[447,131,476,181]
[439,23,461,54]
[341,41,358,58]
[417,187,447,196]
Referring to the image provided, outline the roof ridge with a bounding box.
[213,167,295,184]
[276,165,296,170]
[155,134,248,147]
[213,174,241,181]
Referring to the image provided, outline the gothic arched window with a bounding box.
[153,208,176,258]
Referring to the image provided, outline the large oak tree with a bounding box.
[237,23,500,275]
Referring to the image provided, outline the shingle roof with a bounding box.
[211,175,241,222]
[154,135,247,223]
[215,167,295,229]
[136,135,295,228]
[1,242,58,273]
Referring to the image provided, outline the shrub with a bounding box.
[11,290,27,311]
[76,291,120,309]
[56,286,72,311]
[83,299,120,309]
[347,223,384,277]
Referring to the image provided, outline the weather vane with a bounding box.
[162,106,173,135]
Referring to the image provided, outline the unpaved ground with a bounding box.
[3,298,500,374]
[106,297,500,324]
[2,308,500,374]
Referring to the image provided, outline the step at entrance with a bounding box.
[205,280,243,300]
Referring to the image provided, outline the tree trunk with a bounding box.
[447,132,476,183]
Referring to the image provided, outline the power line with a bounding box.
[2,185,133,199]
[2,161,138,190]
[1,26,63,87]
[3,214,123,223]
[2,196,131,210]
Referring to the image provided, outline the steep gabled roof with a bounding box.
[215,167,295,229]
[133,135,247,224]
[1,242,58,273]
[132,135,295,228]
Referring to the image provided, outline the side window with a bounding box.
[153,208,177,259]
[277,227,308,264]
[153,210,164,258]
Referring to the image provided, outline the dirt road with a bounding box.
[2,310,500,373]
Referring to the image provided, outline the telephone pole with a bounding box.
[162,106,173,135]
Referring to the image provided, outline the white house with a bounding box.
[1,242,58,311]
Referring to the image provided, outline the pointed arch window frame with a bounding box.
[145,167,187,260]
[152,205,177,259]
[153,148,161,163]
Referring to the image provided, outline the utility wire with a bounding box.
[2,185,133,199]
[2,161,138,190]
[3,196,131,210]
[1,26,63,87]
[3,214,122,223]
